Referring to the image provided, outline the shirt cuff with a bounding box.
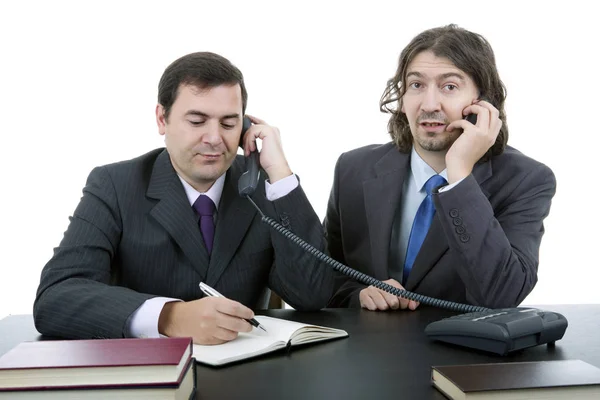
[438,177,466,193]
[127,297,181,339]
[265,174,299,201]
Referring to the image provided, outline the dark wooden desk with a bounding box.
[1,305,599,399]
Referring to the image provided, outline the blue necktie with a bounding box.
[403,174,447,284]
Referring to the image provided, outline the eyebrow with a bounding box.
[184,111,240,120]
[406,71,466,82]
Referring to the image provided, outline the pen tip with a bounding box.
[259,326,268,333]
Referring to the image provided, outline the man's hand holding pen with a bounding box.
[199,282,268,333]
[158,296,257,345]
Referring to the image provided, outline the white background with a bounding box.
[1,0,598,319]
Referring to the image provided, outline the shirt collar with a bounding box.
[410,147,448,193]
[178,173,226,209]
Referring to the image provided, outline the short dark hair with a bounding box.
[158,52,248,120]
[380,24,508,160]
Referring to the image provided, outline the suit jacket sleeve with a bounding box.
[264,182,336,311]
[324,154,367,308]
[33,166,155,339]
[433,164,556,308]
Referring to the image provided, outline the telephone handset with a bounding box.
[236,114,568,356]
[238,116,260,197]
[464,112,478,125]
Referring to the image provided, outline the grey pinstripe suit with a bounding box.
[33,148,334,339]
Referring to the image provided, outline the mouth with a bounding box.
[196,153,223,161]
[420,122,447,133]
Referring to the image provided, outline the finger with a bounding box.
[199,336,227,345]
[492,115,503,137]
[383,278,402,289]
[377,287,400,309]
[360,293,377,311]
[408,300,420,311]
[446,119,471,132]
[216,313,253,333]
[474,100,500,133]
[369,290,390,310]
[384,292,400,310]
[212,326,239,342]
[462,103,490,129]
[215,298,255,320]
[398,296,410,310]
[243,126,258,154]
[474,99,500,122]
[246,114,267,125]
[239,127,252,156]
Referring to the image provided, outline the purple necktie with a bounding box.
[193,195,216,255]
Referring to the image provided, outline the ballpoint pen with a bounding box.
[199,282,268,333]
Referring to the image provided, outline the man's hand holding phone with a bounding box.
[240,115,292,184]
[444,99,503,184]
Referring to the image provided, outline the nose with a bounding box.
[202,120,223,147]
[421,87,442,113]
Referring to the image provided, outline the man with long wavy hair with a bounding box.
[325,24,556,311]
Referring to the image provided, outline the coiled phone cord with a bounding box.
[246,196,489,314]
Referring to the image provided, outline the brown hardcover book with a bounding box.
[0,337,192,391]
[432,360,600,399]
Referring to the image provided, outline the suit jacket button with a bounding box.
[450,209,459,218]
[455,226,466,234]
[460,234,470,243]
[452,217,463,226]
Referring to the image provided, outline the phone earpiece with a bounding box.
[238,115,260,197]
[464,113,478,125]
[240,116,252,148]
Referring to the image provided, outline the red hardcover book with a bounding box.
[0,337,192,391]
[0,357,196,399]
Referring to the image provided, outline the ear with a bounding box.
[156,104,167,136]
[400,99,405,114]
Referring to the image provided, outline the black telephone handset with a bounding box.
[238,116,260,197]
[464,112,478,125]
[236,114,567,356]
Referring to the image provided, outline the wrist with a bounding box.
[446,164,473,185]
[265,164,293,183]
[158,301,178,337]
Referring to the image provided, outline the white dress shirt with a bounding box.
[127,173,299,338]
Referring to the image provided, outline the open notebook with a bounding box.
[193,316,348,366]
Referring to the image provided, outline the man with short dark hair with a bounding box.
[34,52,334,345]
[326,25,556,311]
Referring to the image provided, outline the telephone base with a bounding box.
[424,307,568,355]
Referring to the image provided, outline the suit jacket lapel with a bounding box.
[147,150,210,280]
[405,157,494,290]
[363,147,410,279]
[205,159,257,286]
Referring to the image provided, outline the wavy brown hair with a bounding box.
[380,24,508,160]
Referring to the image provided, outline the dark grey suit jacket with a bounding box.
[325,143,556,309]
[34,148,334,339]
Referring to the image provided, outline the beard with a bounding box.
[414,130,460,152]
[413,110,461,152]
